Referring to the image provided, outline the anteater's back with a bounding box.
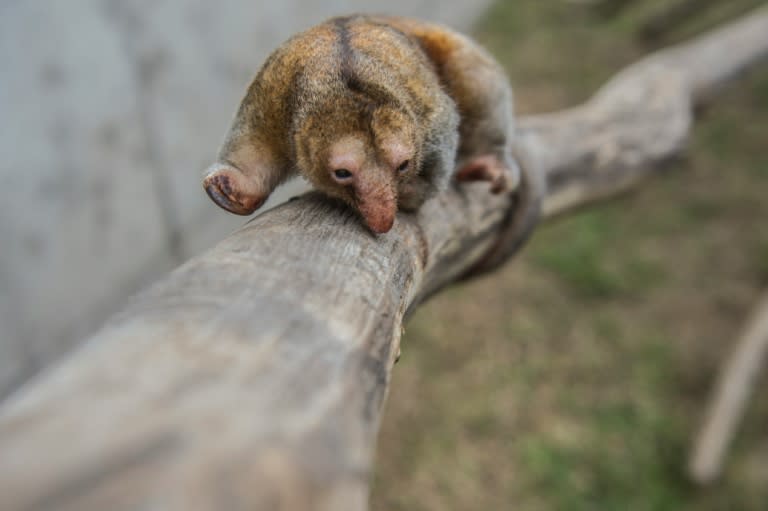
[240,16,445,162]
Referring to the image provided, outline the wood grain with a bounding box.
[0,7,766,510]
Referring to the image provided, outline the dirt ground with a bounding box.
[371,1,768,509]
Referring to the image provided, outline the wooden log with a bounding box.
[0,7,767,511]
[689,293,768,484]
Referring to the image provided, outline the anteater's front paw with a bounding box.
[203,165,267,215]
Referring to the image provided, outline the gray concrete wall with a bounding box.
[0,0,492,399]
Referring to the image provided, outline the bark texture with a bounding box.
[0,7,766,511]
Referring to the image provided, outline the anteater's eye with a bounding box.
[333,168,353,180]
[396,160,410,172]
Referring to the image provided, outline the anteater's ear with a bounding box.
[203,163,268,216]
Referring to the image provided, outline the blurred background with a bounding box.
[1,0,767,509]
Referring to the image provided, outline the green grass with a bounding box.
[531,210,667,299]
[372,1,768,510]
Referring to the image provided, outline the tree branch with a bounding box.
[689,292,768,484]
[0,6,766,511]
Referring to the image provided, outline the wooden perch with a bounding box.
[689,292,768,485]
[0,7,766,511]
